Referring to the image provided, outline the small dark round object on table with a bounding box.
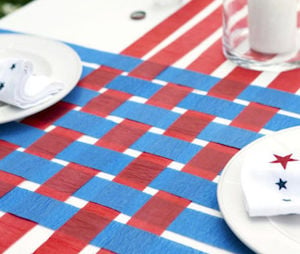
[130,10,146,20]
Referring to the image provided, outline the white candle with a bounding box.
[248,0,298,54]
[153,0,182,6]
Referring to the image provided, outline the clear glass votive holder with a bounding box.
[223,0,300,71]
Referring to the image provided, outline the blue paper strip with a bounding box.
[157,66,220,91]
[0,188,78,229]
[92,222,202,254]
[67,43,142,72]
[197,122,262,149]
[56,141,133,174]
[264,113,300,131]
[75,177,151,215]
[168,209,253,254]
[0,122,44,148]
[131,132,201,163]
[238,86,300,114]
[63,86,99,106]
[112,101,180,129]
[150,168,218,210]
[0,151,63,183]
[106,75,161,98]
[178,93,245,119]
[55,110,116,138]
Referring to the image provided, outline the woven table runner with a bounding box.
[1,0,300,253]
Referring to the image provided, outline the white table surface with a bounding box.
[0,0,186,53]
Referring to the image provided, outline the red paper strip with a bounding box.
[0,171,23,197]
[81,90,131,118]
[37,163,98,201]
[165,111,215,141]
[208,67,260,100]
[129,61,168,81]
[21,101,75,130]
[96,119,150,152]
[128,191,190,235]
[0,214,36,252]
[114,153,171,190]
[122,0,214,58]
[183,142,238,180]
[208,78,249,101]
[147,7,222,66]
[187,39,225,74]
[26,127,82,160]
[268,69,300,93]
[0,140,18,159]
[147,83,192,110]
[36,203,119,253]
[79,66,122,91]
[230,102,278,132]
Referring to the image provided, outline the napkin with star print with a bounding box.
[0,58,65,109]
[241,146,300,217]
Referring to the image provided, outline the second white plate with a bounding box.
[218,126,300,253]
[0,33,82,124]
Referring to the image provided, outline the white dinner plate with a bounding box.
[0,33,82,124]
[217,126,300,253]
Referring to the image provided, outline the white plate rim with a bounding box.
[0,33,82,124]
[217,126,300,253]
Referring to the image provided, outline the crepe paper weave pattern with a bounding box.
[1,0,300,253]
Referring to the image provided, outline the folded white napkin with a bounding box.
[0,58,65,109]
[241,143,300,217]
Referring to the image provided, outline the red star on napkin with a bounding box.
[271,154,297,169]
